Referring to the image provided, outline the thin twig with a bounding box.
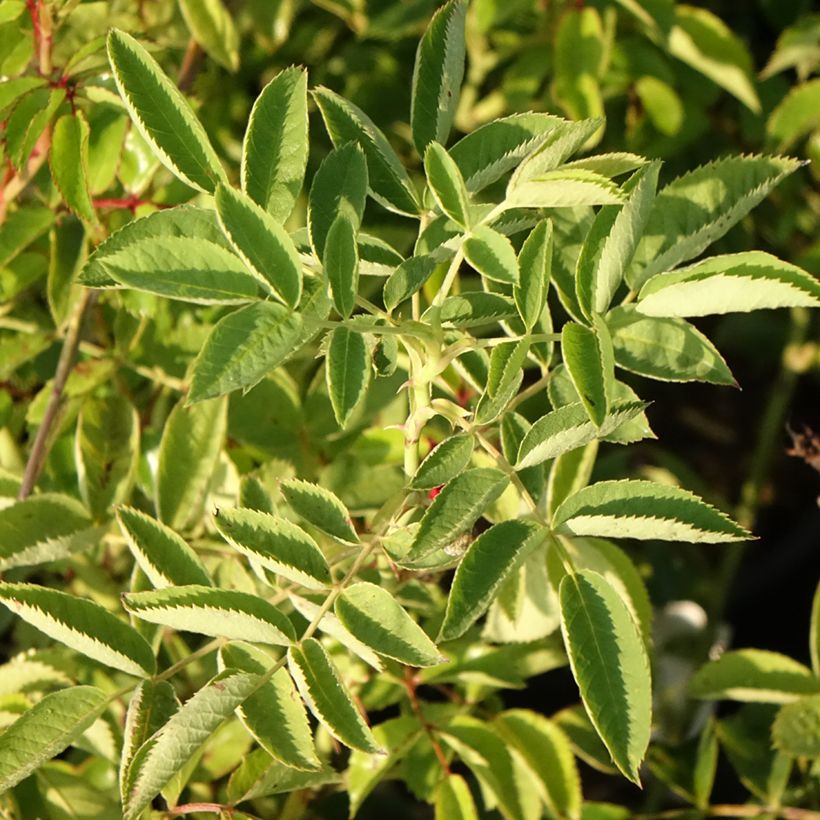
[177,37,202,92]
[403,667,451,774]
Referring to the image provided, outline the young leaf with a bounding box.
[215,184,302,307]
[772,695,820,757]
[411,433,474,490]
[463,225,519,284]
[576,162,660,318]
[313,87,421,217]
[0,686,108,793]
[287,638,382,753]
[439,520,546,642]
[402,468,510,565]
[424,141,471,228]
[179,0,239,71]
[411,0,466,154]
[214,507,331,589]
[220,642,320,770]
[552,479,752,543]
[308,142,368,260]
[116,507,212,589]
[188,302,304,403]
[627,156,802,290]
[50,113,96,224]
[326,327,371,428]
[561,320,613,428]
[280,478,360,543]
[325,213,359,318]
[559,569,652,784]
[606,306,735,385]
[335,582,442,667]
[506,169,624,210]
[434,773,478,820]
[122,585,296,645]
[156,397,227,531]
[690,650,820,703]
[107,29,226,193]
[515,219,552,331]
[635,252,820,317]
[242,66,308,223]
[0,583,156,677]
[123,670,260,820]
[0,494,96,572]
[384,255,438,312]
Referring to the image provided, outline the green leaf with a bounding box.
[308,142,368,260]
[495,709,582,820]
[516,400,647,470]
[123,585,295,645]
[0,583,156,677]
[411,0,466,154]
[487,339,530,400]
[313,87,421,217]
[438,292,518,327]
[506,169,623,210]
[0,206,53,269]
[0,494,97,572]
[463,225,519,284]
[215,184,302,307]
[435,773,478,820]
[627,155,802,290]
[122,670,259,820]
[439,520,546,642]
[411,433,475,490]
[6,88,64,171]
[767,79,820,151]
[76,394,139,520]
[189,302,304,403]
[107,29,226,193]
[335,582,441,667]
[325,214,359,318]
[559,569,651,783]
[772,695,820,757]
[227,750,339,803]
[179,0,239,71]
[280,478,360,543]
[561,320,613,428]
[636,252,820,317]
[546,442,598,520]
[214,507,331,589]
[606,306,734,385]
[515,219,552,331]
[384,255,438,312]
[156,396,227,531]
[635,76,684,137]
[553,479,751,543]
[326,327,371,429]
[0,77,46,116]
[219,642,319,770]
[424,142,471,228]
[576,162,660,318]
[242,67,309,223]
[690,650,820,703]
[668,5,760,112]
[553,704,618,775]
[116,506,212,588]
[287,638,381,753]
[0,686,108,793]
[50,113,96,224]
[403,468,510,565]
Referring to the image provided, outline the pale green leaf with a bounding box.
[50,113,96,224]
[435,773,478,820]
[553,704,618,775]
[384,255,438,312]
[227,749,339,803]
[546,441,598,520]
[0,686,108,793]
[179,0,239,71]
[123,670,259,820]
[287,638,381,753]
[326,327,371,428]
[553,479,751,543]
[565,152,648,178]
[767,79,820,151]
[107,29,226,192]
[487,339,530,398]
[403,468,509,565]
[156,397,226,531]
[335,582,442,667]
[439,520,546,642]
[559,569,651,783]
[690,650,820,704]
[411,433,474,490]
[313,87,421,217]
[424,141,471,228]
[515,219,552,331]
[280,478,359,543]
[561,320,614,428]
[635,76,684,137]
[242,67,308,223]
[636,252,820,317]
[463,225,519,284]
[506,170,623,210]
[772,696,820,757]
[215,184,302,307]
[116,506,212,588]
[0,583,156,677]
[122,585,295,645]
[606,305,735,385]
[411,0,466,154]
[325,214,359,318]
[214,507,331,589]
[438,292,518,327]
